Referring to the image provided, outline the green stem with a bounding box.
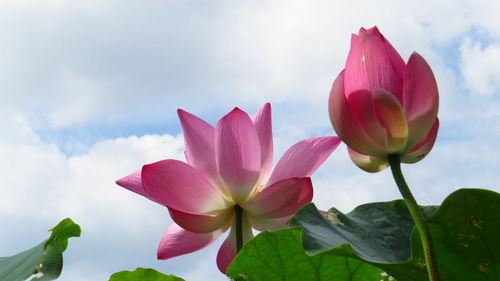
[388,155,440,281]
[235,205,243,253]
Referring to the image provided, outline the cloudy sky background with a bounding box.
[1,0,500,280]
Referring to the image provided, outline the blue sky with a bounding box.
[1,1,500,280]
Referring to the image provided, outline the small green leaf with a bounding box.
[46,218,81,252]
[108,267,185,281]
[227,228,388,281]
[0,218,80,281]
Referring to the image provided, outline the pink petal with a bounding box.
[141,159,228,214]
[348,147,389,173]
[402,52,439,149]
[347,89,390,149]
[252,103,273,179]
[168,207,233,233]
[116,170,151,199]
[216,237,236,273]
[215,108,261,203]
[401,119,439,164]
[178,109,219,181]
[267,136,340,186]
[345,28,404,101]
[216,213,254,273]
[157,223,226,260]
[372,87,409,153]
[328,71,386,156]
[243,177,312,218]
[364,26,406,83]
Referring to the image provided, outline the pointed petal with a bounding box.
[142,159,227,213]
[252,103,273,179]
[115,170,155,201]
[345,28,404,101]
[168,207,233,233]
[178,109,219,180]
[216,214,254,273]
[267,136,340,186]
[402,52,439,149]
[401,119,439,163]
[157,223,226,260]
[373,87,408,153]
[348,147,389,173]
[243,177,312,218]
[364,26,406,82]
[216,108,261,202]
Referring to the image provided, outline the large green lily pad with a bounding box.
[228,188,499,281]
[291,188,499,281]
[290,200,437,262]
[226,228,388,281]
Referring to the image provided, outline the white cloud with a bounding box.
[1,0,500,130]
[0,112,185,228]
[460,38,500,96]
[0,111,195,279]
[49,69,105,127]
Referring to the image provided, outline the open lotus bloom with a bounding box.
[116,103,340,272]
[328,26,439,172]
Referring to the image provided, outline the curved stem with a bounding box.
[235,205,243,253]
[388,155,440,281]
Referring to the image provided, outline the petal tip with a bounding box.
[177,108,188,118]
[327,136,342,146]
[157,250,169,260]
[115,170,142,190]
[409,51,422,59]
[231,107,243,113]
[220,107,249,122]
[367,25,380,33]
[177,108,198,123]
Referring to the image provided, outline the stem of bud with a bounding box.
[388,154,440,281]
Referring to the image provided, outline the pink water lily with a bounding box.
[328,26,439,172]
[116,103,340,272]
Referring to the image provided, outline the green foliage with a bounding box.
[109,267,185,281]
[46,218,81,252]
[415,188,499,281]
[0,218,81,281]
[289,188,500,281]
[228,189,499,281]
[290,200,437,262]
[226,228,387,281]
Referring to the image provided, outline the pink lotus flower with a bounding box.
[328,26,439,172]
[116,103,340,272]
